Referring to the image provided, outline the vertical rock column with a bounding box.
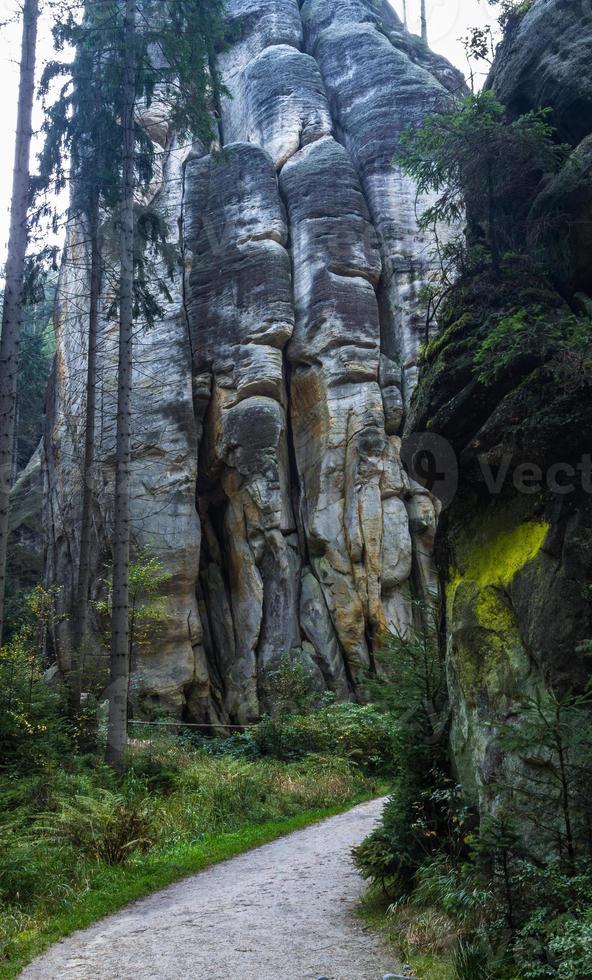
[300,0,458,605]
[43,0,461,719]
[280,136,414,688]
[184,0,442,708]
[184,145,303,722]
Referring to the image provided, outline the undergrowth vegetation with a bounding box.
[0,608,393,976]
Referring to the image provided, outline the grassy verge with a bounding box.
[1,795,375,980]
[357,889,455,980]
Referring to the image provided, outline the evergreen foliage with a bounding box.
[37,0,227,323]
[0,276,55,480]
[14,283,56,474]
[474,308,592,385]
[398,91,568,271]
[0,0,40,645]
[495,689,592,868]
[353,604,473,893]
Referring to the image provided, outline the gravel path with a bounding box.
[21,797,402,980]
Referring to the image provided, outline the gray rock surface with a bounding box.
[528,134,592,296]
[403,0,592,818]
[489,0,592,146]
[489,0,592,300]
[41,0,453,720]
[303,0,459,392]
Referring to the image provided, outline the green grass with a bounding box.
[409,954,455,980]
[1,799,371,980]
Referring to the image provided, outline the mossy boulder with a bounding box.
[405,268,570,455]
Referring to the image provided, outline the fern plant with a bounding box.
[39,789,156,865]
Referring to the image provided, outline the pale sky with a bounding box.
[0,0,496,261]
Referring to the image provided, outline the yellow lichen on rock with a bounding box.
[448,519,550,611]
[460,521,550,588]
[446,520,550,700]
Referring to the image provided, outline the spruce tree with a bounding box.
[108,0,136,766]
[0,0,40,645]
[39,1,132,703]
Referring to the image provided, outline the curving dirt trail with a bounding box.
[20,797,403,980]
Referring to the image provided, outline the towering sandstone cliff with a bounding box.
[43,0,463,723]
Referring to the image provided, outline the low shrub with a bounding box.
[453,940,492,980]
[253,701,395,773]
[155,752,366,848]
[175,755,272,831]
[124,739,188,792]
[265,651,317,717]
[268,755,358,811]
[197,731,262,761]
[370,835,592,979]
[0,825,48,907]
[510,860,592,979]
[385,901,456,959]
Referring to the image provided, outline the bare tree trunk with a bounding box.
[421,0,428,43]
[106,0,135,767]
[0,0,39,645]
[71,197,101,703]
[11,401,19,485]
[402,0,408,30]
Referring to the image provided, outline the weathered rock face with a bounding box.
[528,136,592,299]
[489,0,592,298]
[43,0,462,722]
[489,0,592,147]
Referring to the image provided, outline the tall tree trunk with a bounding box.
[402,0,408,30]
[106,0,135,767]
[12,400,19,484]
[0,0,39,645]
[71,196,101,704]
[420,0,428,43]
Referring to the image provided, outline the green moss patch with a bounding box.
[446,519,549,703]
